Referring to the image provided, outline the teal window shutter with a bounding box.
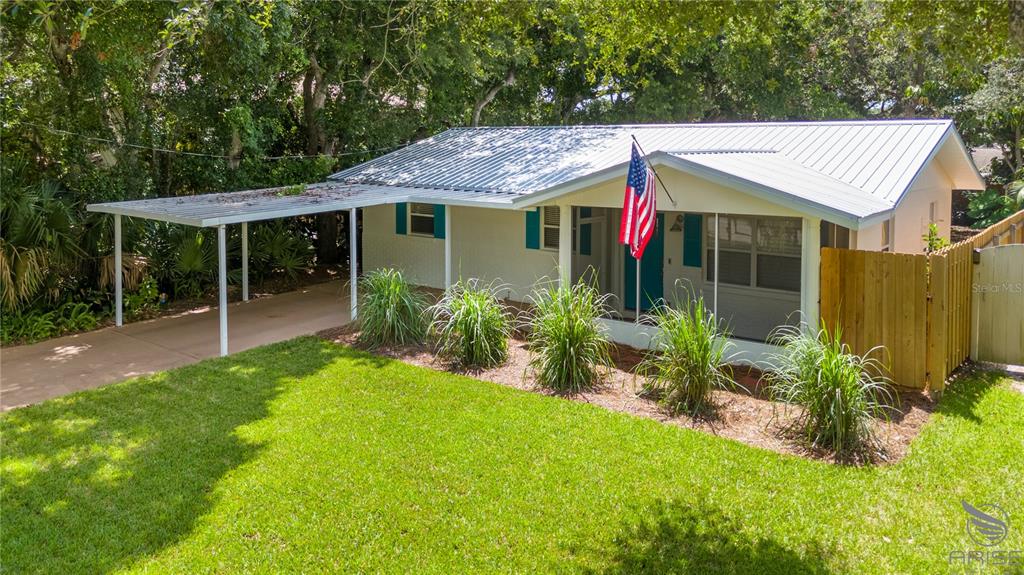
[433,204,446,239]
[525,208,540,249]
[580,223,592,256]
[395,203,407,235]
[683,213,702,267]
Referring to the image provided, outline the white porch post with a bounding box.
[801,217,821,331]
[349,207,358,321]
[559,204,572,286]
[444,205,452,290]
[241,221,249,302]
[114,214,123,327]
[217,224,228,357]
[713,213,720,319]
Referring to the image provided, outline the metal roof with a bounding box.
[89,120,984,228]
[86,182,516,227]
[330,119,984,225]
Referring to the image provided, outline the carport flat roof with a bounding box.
[86,182,518,227]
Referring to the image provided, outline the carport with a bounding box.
[87,182,514,357]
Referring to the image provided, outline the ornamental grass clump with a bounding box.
[429,279,513,368]
[639,296,739,416]
[765,322,896,455]
[525,280,612,394]
[356,268,429,348]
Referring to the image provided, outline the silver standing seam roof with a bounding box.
[88,119,984,229]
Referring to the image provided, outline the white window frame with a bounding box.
[409,202,436,237]
[704,215,802,294]
[881,218,892,252]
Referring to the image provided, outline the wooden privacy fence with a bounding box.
[820,209,1024,391]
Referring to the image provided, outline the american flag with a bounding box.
[619,142,657,259]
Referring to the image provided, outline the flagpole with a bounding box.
[630,134,676,206]
[635,254,641,323]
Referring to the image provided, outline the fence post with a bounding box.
[927,253,948,392]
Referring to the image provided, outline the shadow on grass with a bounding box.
[934,367,1006,423]
[590,499,834,575]
[0,337,344,574]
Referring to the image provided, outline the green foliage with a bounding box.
[124,276,159,320]
[357,268,429,349]
[525,280,611,394]
[921,223,950,252]
[249,221,313,282]
[1,301,102,345]
[766,323,896,455]
[429,279,513,368]
[967,188,1020,228]
[0,170,83,311]
[639,296,739,415]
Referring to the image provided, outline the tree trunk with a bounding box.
[317,212,340,264]
[303,54,328,155]
[471,68,516,127]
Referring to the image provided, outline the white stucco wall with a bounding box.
[854,161,953,253]
[362,204,560,302]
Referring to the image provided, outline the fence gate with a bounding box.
[970,244,1024,365]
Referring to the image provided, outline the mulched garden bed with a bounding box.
[317,324,937,466]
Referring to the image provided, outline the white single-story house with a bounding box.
[89,119,985,361]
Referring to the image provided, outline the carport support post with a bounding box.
[559,204,572,286]
[349,207,358,321]
[114,214,122,327]
[444,205,452,290]
[218,224,228,357]
[241,221,249,301]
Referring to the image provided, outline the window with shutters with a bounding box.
[705,215,802,293]
[409,203,435,236]
[542,206,560,250]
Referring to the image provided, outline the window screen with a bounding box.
[410,203,435,235]
[543,206,560,249]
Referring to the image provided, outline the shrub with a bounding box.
[429,279,512,368]
[250,220,313,282]
[765,322,895,455]
[357,268,429,348]
[525,280,612,394]
[638,296,738,415]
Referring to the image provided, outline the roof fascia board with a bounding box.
[891,123,986,211]
[512,161,631,208]
[85,204,205,227]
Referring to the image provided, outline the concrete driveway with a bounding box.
[0,281,350,411]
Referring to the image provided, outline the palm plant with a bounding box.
[524,280,612,394]
[357,268,429,348]
[0,178,82,311]
[765,322,896,455]
[429,279,513,368]
[250,220,313,282]
[638,296,738,415]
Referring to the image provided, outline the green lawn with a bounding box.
[2,337,1022,574]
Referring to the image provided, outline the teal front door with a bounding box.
[624,213,664,311]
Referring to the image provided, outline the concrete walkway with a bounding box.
[0,281,350,411]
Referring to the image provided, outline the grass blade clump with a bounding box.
[525,280,612,394]
[639,295,739,415]
[429,279,512,368]
[357,268,428,348]
[765,322,896,455]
